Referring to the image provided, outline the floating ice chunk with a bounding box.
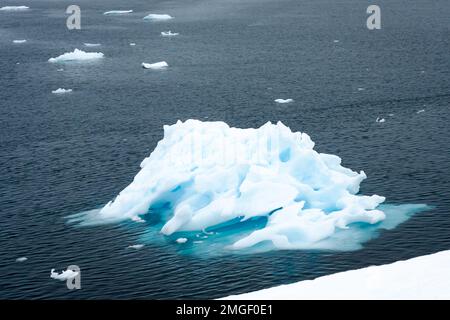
[333,40,339,43]
[131,215,145,223]
[48,49,104,63]
[127,244,144,250]
[57,68,64,72]
[376,117,385,123]
[274,99,294,104]
[143,14,173,21]
[0,6,29,11]
[161,31,179,37]
[417,109,425,114]
[16,257,27,262]
[13,39,26,44]
[142,61,168,69]
[90,120,389,251]
[129,43,136,46]
[103,10,133,15]
[357,87,365,91]
[176,238,188,244]
[52,88,73,94]
[83,43,101,47]
[50,268,78,281]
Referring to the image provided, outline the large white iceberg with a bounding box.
[223,250,450,299]
[143,14,173,21]
[48,49,104,63]
[85,120,394,251]
[0,6,29,11]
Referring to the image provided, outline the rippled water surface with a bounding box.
[0,0,449,299]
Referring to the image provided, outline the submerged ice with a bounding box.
[70,119,429,252]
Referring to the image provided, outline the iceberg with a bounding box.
[80,120,404,251]
[223,250,450,299]
[161,31,179,37]
[143,14,173,21]
[103,10,133,15]
[16,257,27,262]
[274,99,294,104]
[13,39,27,44]
[142,61,168,69]
[0,6,29,11]
[48,49,104,63]
[52,88,73,94]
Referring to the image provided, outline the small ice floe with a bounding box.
[357,87,365,91]
[161,31,179,37]
[103,10,133,15]
[274,99,294,104]
[13,39,27,44]
[127,244,144,250]
[52,88,73,94]
[0,6,29,11]
[176,238,188,244]
[376,117,386,123]
[417,109,425,114]
[388,113,394,117]
[420,70,426,74]
[129,43,136,46]
[143,14,173,21]
[333,40,339,43]
[57,68,64,72]
[142,61,168,69]
[48,49,104,63]
[16,257,27,262]
[131,215,145,223]
[50,268,78,281]
[83,43,101,47]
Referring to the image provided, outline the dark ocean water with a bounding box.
[0,0,449,299]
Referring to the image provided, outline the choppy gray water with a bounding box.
[0,0,449,299]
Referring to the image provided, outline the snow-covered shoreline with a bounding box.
[222,250,450,300]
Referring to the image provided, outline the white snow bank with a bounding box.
[50,268,78,281]
[223,250,450,300]
[83,43,101,47]
[161,31,179,37]
[48,49,104,63]
[84,120,394,251]
[142,61,168,69]
[143,14,173,21]
[13,39,26,44]
[0,6,29,11]
[103,10,133,15]
[275,99,293,104]
[52,88,73,94]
